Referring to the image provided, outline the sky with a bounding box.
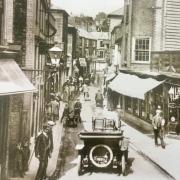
[52,0,124,17]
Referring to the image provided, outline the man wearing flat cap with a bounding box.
[35,124,51,180]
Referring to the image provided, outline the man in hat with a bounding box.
[49,96,60,122]
[35,124,51,180]
[152,108,163,146]
[61,103,70,123]
[74,98,82,123]
[95,89,103,107]
[119,137,129,164]
[47,121,55,156]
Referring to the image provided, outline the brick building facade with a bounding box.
[0,0,56,179]
[50,8,69,92]
[67,25,78,76]
[77,28,97,76]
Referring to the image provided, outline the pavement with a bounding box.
[89,85,180,180]
[9,84,180,180]
[9,102,65,180]
[122,121,179,180]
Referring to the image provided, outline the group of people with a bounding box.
[45,95,60,123]
[34,97,82,180]
[62,73,95,102]
[61,98,82,125]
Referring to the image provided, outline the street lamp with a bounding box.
[49,46,63,67]
[48,46,63,94]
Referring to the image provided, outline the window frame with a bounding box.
[100,40,104,48]
[132,36,151,64]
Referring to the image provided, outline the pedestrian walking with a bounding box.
[159,117,166,149]
[82,83,89,100]
[152,109,165,148]
[45,101,52,121]
[74,98,82,123]
[95,89,103,107]
[47,120,55,155]
[49,97,60,122]
[35,124,52,180]
[119,137,129,164]
[60,103,70,124]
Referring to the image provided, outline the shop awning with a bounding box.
[0,59,37,95]
[108,72,164,100]
[106,73,117,82]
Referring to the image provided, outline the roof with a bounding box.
[91,32,109,40]
[78,29,109,40]
[78,28,96,40]
[50,5,69,16]
[49,46,63,52]
[108,7,124,17]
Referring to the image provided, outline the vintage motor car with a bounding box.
[76,117,126,176]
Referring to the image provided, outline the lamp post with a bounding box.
[49,46,63,94]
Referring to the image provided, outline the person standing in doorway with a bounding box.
[21,137,30,173]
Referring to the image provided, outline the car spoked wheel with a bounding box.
[121,155,126,176]
[89,144,113,168]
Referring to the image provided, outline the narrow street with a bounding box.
[56,85,172,180]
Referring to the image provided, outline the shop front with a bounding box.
[107,72,165,131]
[166,81,180,134]
[0,58,36,179]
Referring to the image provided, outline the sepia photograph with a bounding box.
[0,0,180,179]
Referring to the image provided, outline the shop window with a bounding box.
[168,107,180,133]
[98,51,104,58]
[133,98,138,116]
[119,95,123,109]
[79,37,82,46]
[85,39,89,47]
[93,41,96,47]
[85,49,89,57]
[139,100,145,119]
[169,108,178,122]
[100,40,104,47]
[125,96,132,112]
[169,86,180,105]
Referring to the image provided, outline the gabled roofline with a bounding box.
[50,8,69,17]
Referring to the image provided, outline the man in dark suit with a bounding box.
[35,124,51,180]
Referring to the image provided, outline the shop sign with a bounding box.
[79,58,86,67]
[169,86,180,105]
